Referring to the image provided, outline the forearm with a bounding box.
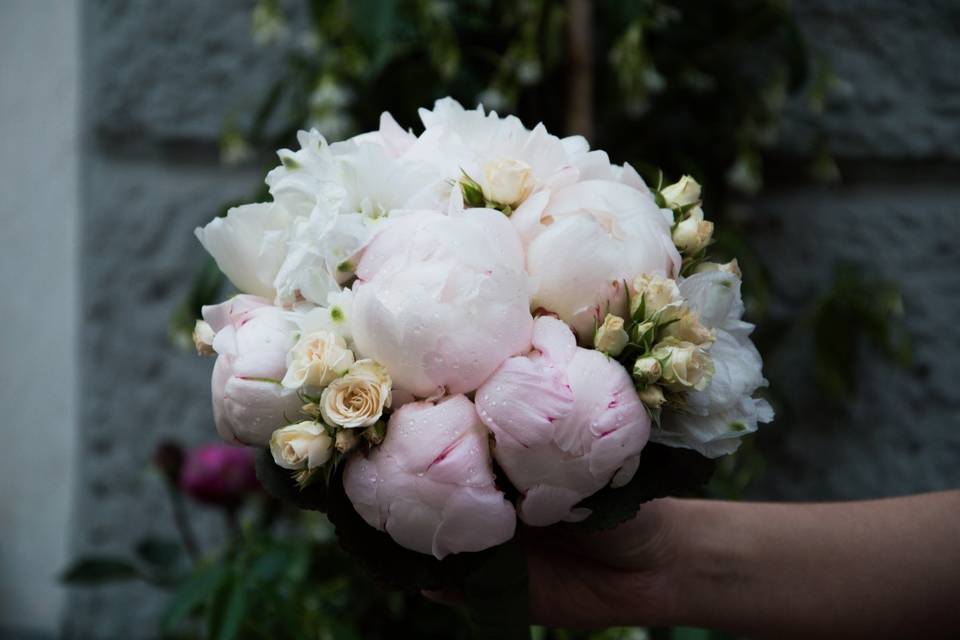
[658,492,960,639]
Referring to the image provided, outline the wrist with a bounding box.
[651,498,753,630]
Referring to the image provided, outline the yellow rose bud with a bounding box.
[661,175,702,208]
[594,314,629,357]
[482,158,533,206]
[320,359,392,429]
[633,356,662,385]
[269,421,333,470]
[662,308,715,346]
[638,385,667,408]
[335,429,360,454]
[631,320,656,343]
[631,273,682,320]
[652,338,715,392]
[672,207,714,254]
[193,320,216,357]
[282,330,355,390]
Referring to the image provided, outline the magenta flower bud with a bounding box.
[179,444,259,507]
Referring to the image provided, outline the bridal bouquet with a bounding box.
[192,98,772,636]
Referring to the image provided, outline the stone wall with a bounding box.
[67,2,281,637]
[749,0,960,501]
[67,0,960,636]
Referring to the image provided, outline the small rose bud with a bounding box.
[320,360,392,429]
[363,421,386,446]
[672,207,714,254]
[631,321,656,343]
[594,314,629,357]
[638,385,666,408]
[301,402,321,418]
[269,421,334,470]
[662,308,715,346]
[651,338,715,392]
[694,258,742,279]
[661,175,701,208]
[633,356,662,385]
[482,158,533,206]
[193,320,216,357]
[335,429,360,454]
[631,274,682,320]
[282,330,355,391]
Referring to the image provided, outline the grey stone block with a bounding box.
[66,158,262,639]
[86,0,292,146]
[788,0,960,159]
[748,182,960,501]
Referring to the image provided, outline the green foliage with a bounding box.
[811,262,911,400]
[60,557,141,584]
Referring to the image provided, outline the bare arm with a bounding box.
[526,491,960,638]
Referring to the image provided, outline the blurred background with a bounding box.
[1,0,958,638]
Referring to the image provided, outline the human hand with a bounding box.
[524,498,680,629]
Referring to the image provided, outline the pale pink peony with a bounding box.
[475,316,650,526]
[350,208,533,397]
[343,395,516,559]
[512,180,681,342]
[203,295,302,447]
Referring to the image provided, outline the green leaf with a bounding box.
[462,539,530,640]
[160,563,229,635]
[565,443,715,533]
[248,545,294,583]
[60,557,141,585]
[254,447,330,512]
[216,578,248,640]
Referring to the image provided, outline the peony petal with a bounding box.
[195,203,290,299]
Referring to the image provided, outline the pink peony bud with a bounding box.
[350,209,533,397]
[179,443,259,507]
[475,316,650,526]
[203,295,303,446]
[343,395,516,559]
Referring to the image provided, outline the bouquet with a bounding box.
[192,98,772,637]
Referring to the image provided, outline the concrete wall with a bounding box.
[0,0,80,636]
[61,0,960,636]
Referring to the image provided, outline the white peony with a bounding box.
[262,128,448,306]
[653,270,773,457]
[410,98,576,206]
[194,202,291,300]
[516,179,681,342]
[350,208,533,397]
